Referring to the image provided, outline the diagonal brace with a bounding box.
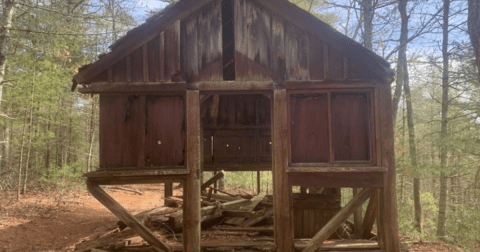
[86,180,171,252]
[301,187,375,252]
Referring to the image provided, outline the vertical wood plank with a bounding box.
[159,32,165,81]
[138,95,146,167]
[148,36,160,82]
[273,89,294,252]
[379,84,401,252]
[323,43,329,79]
[143,44,148,82]
[235,0,248,80]
[184,90,201,252]
[285,23,308,80]
[131,47,144,82]
[107,67,113,83]
[271,14,285,82]
[343,56,349,79]
[248,2,271,69]
[328,46,345,79]
[197,0,223,81]
[165,20,181,82]
[112,58,127,82]
[308,36,324,80]
[184,15,198,82]
[126,55,132,82]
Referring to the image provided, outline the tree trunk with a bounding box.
[437,0,450,239]
[392,0,408,123]
[17,111,28,200]
[0,0,15,109]
[361,0,373,50]
[468,0,480,81]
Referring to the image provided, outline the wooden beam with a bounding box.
[86,180,171,252]
[362,190,378,239]
[184,90,201,252]
[283,80,379,90]
[301,187,375,252]
[288,171,384,188]
[272,89,294,251]
[201,171,225,191]
[188,81,274,91]
[165,182,173,198]
[285,167,387,173]
[224,192,266,226]
[78,82,187,94]
[353,188,363,239]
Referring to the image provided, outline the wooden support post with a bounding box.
[353,188,363,238]
[201,171,224,191]
[165,182,173,198]
[301,187,375,252]
[273,89,294,252]
[184,90,201,252]
[86,180,171,252]
[257,171,261,193]
[379,85,401,252]
[362,190,378,239]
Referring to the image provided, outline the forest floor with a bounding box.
[0,184,467,252]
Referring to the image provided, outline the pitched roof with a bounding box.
[72,0,393,88]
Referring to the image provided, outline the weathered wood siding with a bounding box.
[84,0,374,85]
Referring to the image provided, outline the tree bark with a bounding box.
[361,0,373,50]
[437,0,450,239]
[392,0,408,123]
[0,0,15,110]
[468,0,480,81]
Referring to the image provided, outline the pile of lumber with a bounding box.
[75,172,276,252]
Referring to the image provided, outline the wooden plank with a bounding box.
[137,95,146,167]
[165,183,173,198]
[83,169,189,178]
[362,190,378,239]
[223,208,266,218]
[353,188,363,239]
[107,67,113,83]
[284,80,379,90]
[131,47,143,82]
[197,0,223,81]
[294,239,381,251]
[201,171,225,191]
[301,188,375,252]
[328,45,345,79]
[271,14,286,82]
[184,90,201,252]
[126,55,132,82]
[288,172,383,188]
[184,15,198,82]
[213,226,274,234]
[142,44,148,82]
[147,35,160,82]
[323,43,329,79]
[285,22,308,80]
[112,58,127,82]
[248,1,271,71]
[188,80,273,91]
[78,82,187,94]
[273,89,294,251]
[308,36,325,80]
[285,167,387,173]
[165,20,181,82]
[159,32,165,81]
[86,180,171,252]
[224,192,266,225]
[234,0,248,80]
[145,95,185,166]
[379,84,400,252]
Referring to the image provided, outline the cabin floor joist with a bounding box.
[72,0,400,251]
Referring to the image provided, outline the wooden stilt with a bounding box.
[165,182,173,198]
[301,187,375,252]
[273,89,294,252]
[257,171,261,193]
[86,180,171,252]
[184,90,201,252]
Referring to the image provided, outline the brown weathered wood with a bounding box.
[343,56,349,79]
[294,239,381,251]
[352,188,363,239]
[138,95,146,168]
[78,82,187,94]
[273,89,294,251]
[165,20,181,82]
[222,208,266,218]
[126,55,132,82]
[301,187,374,252]
[159,32,165,81]
[284,80,379,90]
[197,0,223,81]
[361,190,378,239]
[201,191,239,201]
[241,209,273,227]
[188,80,273,91]
[184,14,198,82]
[86,180,171,252]
[107,67,113,83]
[248,1,271,75]
[131,47,144,82]
[142,44,148,82]
[379,84,401,252]
[84,169,189,178]
[285,22,308,80]
[213,226,274,234]
[271,13,285,82]
[184,90,201,252]
[224,192,266,225]
[257,171,261,193]
[285,167,387,173]
[288,172,383,188]
[165,182,173,198]
[308,35,324,80]
[234,0,248,80]
[201,171,225,191]
[323,43,329,79]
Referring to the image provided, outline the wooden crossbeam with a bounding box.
[362,190,378,239]
[301,187,375,252]
[86,180,171,252]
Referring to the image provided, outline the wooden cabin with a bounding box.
[72,0,400,251]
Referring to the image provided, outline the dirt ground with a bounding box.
[0,184,466,252]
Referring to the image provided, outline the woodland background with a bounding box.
[0,0,479,250]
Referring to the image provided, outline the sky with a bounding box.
[135,0,168,22]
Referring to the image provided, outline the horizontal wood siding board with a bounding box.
[288,172,384,188]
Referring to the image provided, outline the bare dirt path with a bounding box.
[0,184,171,252]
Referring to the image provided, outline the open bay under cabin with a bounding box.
[71,0,401,251]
